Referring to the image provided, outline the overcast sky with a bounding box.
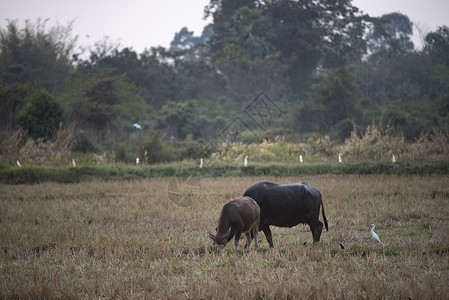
[1,0,448,53]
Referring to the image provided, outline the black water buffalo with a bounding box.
[243,181,328,247]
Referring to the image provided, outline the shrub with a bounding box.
[344,123,407,161]
[16,89,64,140]
[0,123,74,166]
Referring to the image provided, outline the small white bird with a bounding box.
[244,156,248,167]
[299,155,303,163]
[392,154,396,163]
[133,123,142,130]
[72,159,76,168]
[371,224,383,245]
[136,158,140,165]
[16,160,22,167]
[200,158,203,168]
[338,153,343,163]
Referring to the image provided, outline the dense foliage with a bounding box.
[1,1,448,163]
[16,89,63,140]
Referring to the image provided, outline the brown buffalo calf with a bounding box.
[209,196,260,249]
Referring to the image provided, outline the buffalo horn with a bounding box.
[222,228,231,238]
[208,232,215,240]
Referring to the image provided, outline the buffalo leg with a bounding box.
[310,221,324,242]
[253,229,259,248]
[234,230,242,249]
[261,225,274,248]
[244,232,252,249]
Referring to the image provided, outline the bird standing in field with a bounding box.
[17,160,22,167]
[371,224,383,245]
[244,156,248,167]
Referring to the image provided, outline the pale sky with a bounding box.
[0,0,448,53]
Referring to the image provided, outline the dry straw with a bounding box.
[1,175,448,298]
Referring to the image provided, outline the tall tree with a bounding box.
[77,46,178,108]
[367,13,414,59]
[62,70,149,142]
[206,0,363,97]
[425,26,449,67]
[294,68,358,139]
[0,81,35,130]
[0,19,77,94]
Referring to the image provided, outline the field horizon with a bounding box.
[1,175,449,299]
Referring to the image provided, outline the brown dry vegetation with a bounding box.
[1,175,449,299]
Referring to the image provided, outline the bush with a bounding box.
[115,143,129,163]
[142,132,178,163]
[0,124,74,166]
[343,123,407,161]
[16,89,63,140]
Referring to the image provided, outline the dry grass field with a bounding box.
[1,175,449,299]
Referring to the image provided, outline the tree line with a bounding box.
[1,0,448,162]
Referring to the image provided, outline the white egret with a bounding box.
[133,123,142,130]
[16,160,22,167]
[299,154,303,163]
[392,154,396,163]
[136,158,140,165]
[338,153,343,163]
[371,224,383,245]
[244,156,248,167]
[72,159,76,168]
[200,158,203,168]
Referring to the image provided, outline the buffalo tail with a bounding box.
[321,200,329,231]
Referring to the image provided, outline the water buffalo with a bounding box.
[208,196,260,249]
[243,181,328,247]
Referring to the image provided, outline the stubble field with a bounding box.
[1,175,449,299]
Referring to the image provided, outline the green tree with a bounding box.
[16,89,63,139]
[367,13,414,59]
[322,14,374,68]
[62,70,150,142]
[357,53,438,104]
[170,26,212,52]
[309,68,357,124]
[218,6,275,60]
[294,68,357,138]
[77,46,178,108]
[425,26,449,67]
[0,19,76,94]
[156,101,200,140]
[0,81,35,130]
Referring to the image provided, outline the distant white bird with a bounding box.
[16,160,22,167]
[200,158,203,168]
[392,154,396,163]
[72,159,76,168]
[136,158,140,165]
[133,123,142,130]
[244,156,248,167]
[338,153,343,163]
[299,154,303,163]
[371,224,383,245]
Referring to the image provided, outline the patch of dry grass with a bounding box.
[1,175,449,299]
